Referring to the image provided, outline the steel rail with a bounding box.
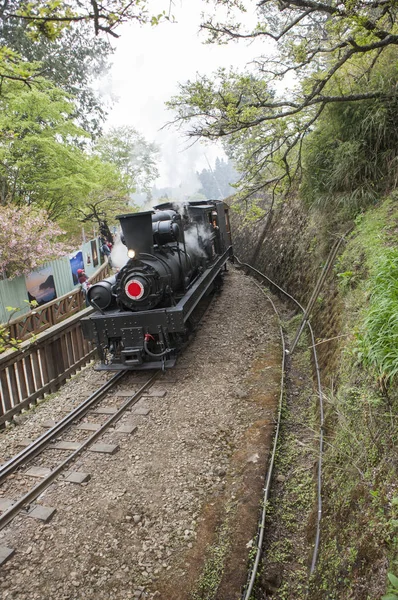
[234,256,325,594]
[242,282,286,600]
[0,370,127,483]
[0,370,160,531]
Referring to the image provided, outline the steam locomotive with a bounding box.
[81,200,233,370]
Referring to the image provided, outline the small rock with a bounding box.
[247,453,259,463]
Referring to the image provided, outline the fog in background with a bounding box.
[102,0,267,195]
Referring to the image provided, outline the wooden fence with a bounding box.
[7,262,110,342]
[0,262,111,426]
[0,308,97,426]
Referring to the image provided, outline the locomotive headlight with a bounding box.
[127,249,136,259]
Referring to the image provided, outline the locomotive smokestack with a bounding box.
[117,211,154,257]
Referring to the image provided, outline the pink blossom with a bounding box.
[0,205,68,279]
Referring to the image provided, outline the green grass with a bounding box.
[309,196,398,599]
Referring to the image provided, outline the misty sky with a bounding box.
[104,0,267,190]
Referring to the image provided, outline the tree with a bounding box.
[0,13,113,136]
[0,81,134,241]
[197,157,239,199]
[94,126,160,193]
[168,0,398,200]
[0,204,67,278]
[0,1,171,88]
[72,155,133,241]
[0,1,170,39]
[0,81,92,218]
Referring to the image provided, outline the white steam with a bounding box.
[184,224,214,258]
[110,235,129,269]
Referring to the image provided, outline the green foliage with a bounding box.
[335,198,398,385]
[336,270,356,290]
[94,126,160,193]
[169,0,398,202]
[0,16,113,136]
[382,573,398,600]
[0,302,37,353]
[72,154,133,237]
[0,81,90,217]
[0,80,135,240]
[4,1,167,41]
[307,197,398,599]
[231,199,267,222]
[357,245,398,384]
[168,70,287,199]
[301,53,398,214]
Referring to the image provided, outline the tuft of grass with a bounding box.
[190,504,234,600]
[335,197,398,386]
[357,246,398,384]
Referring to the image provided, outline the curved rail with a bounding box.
[243,283,286,600]
[235,256,324,597]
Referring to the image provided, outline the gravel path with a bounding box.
[0,266,283,600]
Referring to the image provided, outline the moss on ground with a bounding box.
[190,502,235,600]
[257,314,318,600]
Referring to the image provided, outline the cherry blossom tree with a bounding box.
[0,205,67,279]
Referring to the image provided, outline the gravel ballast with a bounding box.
[0,267,283,600]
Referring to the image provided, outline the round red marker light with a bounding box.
[125,279,145,300]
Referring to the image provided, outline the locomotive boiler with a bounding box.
[81,200,232,370]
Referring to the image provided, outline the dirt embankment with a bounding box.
[229,197,351,382]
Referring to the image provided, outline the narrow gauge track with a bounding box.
[0,369,160,536]
[235,257,324,600]
[0,286,220,564]
[0,266,287,598]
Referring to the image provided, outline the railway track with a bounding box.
[0,264,320,599]
[0,286,220,569]
[235,257,324,600]
[0,369,163,563]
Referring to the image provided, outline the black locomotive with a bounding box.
[81,200,232,370]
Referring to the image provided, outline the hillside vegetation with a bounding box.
[230,121,398,600]
[224,33,398,600]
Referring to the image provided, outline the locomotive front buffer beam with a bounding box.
[81,247,232,370]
